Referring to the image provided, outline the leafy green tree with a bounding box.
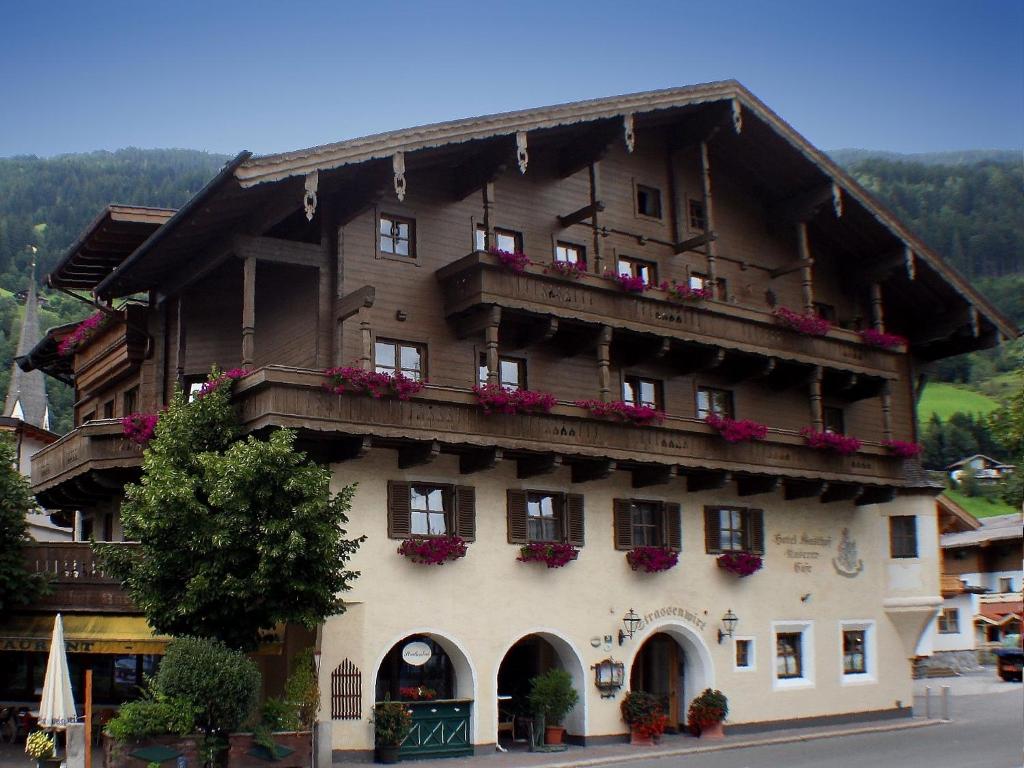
[98,371,364,650]
[0,435,47,612]
[989,371,1024,509]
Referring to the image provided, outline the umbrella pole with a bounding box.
[84,669,92,768]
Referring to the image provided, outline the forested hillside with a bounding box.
[0,147,1019,436]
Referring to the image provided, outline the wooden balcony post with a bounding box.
[700,140,718,287]
[319,207,338,368]
[810,366,823,430]
[485,306,501,384]
[482,182,495,250]
[359,305,373,371]
[174,295,187,390]
[797,222,815,313]
[597,325,612,401]
[870,282,885,331]
[242,255,256,367]
[589,163,603,274]
[881,381,894,441]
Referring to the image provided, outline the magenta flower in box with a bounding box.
[663,282,711,303]
[544,260,586,279]
[800,428,862,455]
[717,551,763,577]
[859,328,907,349]
[323,366,424,400]
[626,546,679,573]
[773,307,831,336]
[58,311,112,357]
[575,399,665,426]
[473,384,556,415]
[490,247,530,272]
[122,413,159,445]
[882,439,923,458]
[397,536,468,565]
[517,542,579,568]
[604,271,653,293]
[196,368,252,398]
[704,414,768,443]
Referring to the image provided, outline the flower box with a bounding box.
[605,272,654,293]
[773,307,831,336]
[58,311,114,356]
[397,536,468,565]
[800,428,862,456]
[858,328,907,349]
[575,399,665,425]
[473,384,556,415]
[399,686,437,701]
[122,413,159,445]
[490,247,530,272]
[226,731,312,768]
[197,368,252,398]
[543,260,586,279]
[663,282,711,303]
[323,366,424,400]
[882,439,923,458]
[716,552,763,577]
[517,542,579,568]
[704,414,768,443]
[626,546,679,573]
[102,733,203,768]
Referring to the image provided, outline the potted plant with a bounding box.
[527,669,578,745]
[25,730,59,768]
[687,688,728,739]
[372,698,412,764]
[620,691,668,746]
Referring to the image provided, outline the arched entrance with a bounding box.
[628,623,714,730]
[495,631,587,745]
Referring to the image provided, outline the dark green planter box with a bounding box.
[398,699,473,760]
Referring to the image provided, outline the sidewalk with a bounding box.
[333,716,944,767]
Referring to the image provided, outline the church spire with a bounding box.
[4,252,51,430]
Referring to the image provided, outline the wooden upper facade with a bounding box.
[23,81,1018,512]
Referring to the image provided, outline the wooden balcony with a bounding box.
[22,543,137,614]
[436,252,901,383]
[74,304,148,396]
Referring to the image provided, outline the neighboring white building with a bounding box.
[947,454,1016,485]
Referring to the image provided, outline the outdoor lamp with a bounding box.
[718,609,739,644]
[592,658,625,697]
[618,608,641,645]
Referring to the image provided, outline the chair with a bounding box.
[497,708,516,742]
[0,708,17,744]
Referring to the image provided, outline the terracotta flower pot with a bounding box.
[699,720,725,739]
[629,725,654,746]
[375,744,402,763]
[544,725,565,744]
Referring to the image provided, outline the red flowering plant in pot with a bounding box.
[716,551,763,577]
[122,413,159,446]
[195,367,251,398]
[704,414,768,443]
[626,546,679,573]
[58,310,114,357]
[858,328,907,349]
[687,688,728,739]
[397,536,468,565]
[473,384,557,415]
[773,307,831,336]
[882,439,923,459]
[800,428,862,456]
[399,686,437,701]
[576,399,665,426]
[544,260,586,279]
[604,271,655,294]
[517,542,579,568]
[621,691,668,746]
[662,281,711,303]
[489,247,530,272]
[323,365,424,400]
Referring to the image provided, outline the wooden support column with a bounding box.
[174,295,187,390]
[242,255,256,367]
[797,222,815,313]
[699,140,718,287]
[597,325,612,402]
[482,182,496,250]
[810,366,823,430]
[870,282,885,331]
[485,306,501,384]
[665,143,681,245]
[318,208,338,367]
[589,163,603,273]
[358,305,373,371]
[881,381,894,441]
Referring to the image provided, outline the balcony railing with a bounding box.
[436,252,901,378]
[30,419,143,504]
[22,542,136,613]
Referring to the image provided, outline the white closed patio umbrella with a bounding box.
[38,613,77,730]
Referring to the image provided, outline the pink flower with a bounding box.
[717,551,763,577]
[604,271,653,293]
[626,546,679,573]
[773,307,831,336]
[323,366,424,400]
[800,428,862,455]
[489,248,530,272]
[122,413,158,445]
[575,399,665,426]
[859,328,907,349]
[473,384,557,415]
[705,414,768,443]
[58,312,111,357]
[397,536,468,565]
[543,260,586,279]
[662,282,711,303]
[517,542,579,568]
[197,368,252,398]
[882,439,923,458]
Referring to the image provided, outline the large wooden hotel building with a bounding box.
[14,82,1018,760]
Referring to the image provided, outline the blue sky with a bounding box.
[0,0,1021,157]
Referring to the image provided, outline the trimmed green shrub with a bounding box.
[105,692,198,741]
[527,668,578,727]
[284,648,319,728]
[259,698,300,733]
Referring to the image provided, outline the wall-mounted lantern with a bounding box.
[591,658,625,698]
[718,609,739,644]
[618,608,641,646]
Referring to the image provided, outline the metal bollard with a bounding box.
[924,686,931,718]
[941,685,951,721]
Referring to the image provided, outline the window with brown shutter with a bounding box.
[613,499,634,550]
[705,506,763,555]
[389,482,476,540]
[507,490,528,544]
[509,490,583,546]
[565,493,585,546]
[746,508,765,554]
[614,500,682,552]
[704,507,722,553]
[665,503,682,551]
[387,481,412,538]
[454,486,476,541]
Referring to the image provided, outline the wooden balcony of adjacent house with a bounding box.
[73,303,149,396]
[436,251,901,394]
[21,542,137,614]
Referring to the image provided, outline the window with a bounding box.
[840,621,875,683]
[689,272,727,300]
[688,199,707,231]
[81,410,95,425]
[375,340,424,381]
[623,376,662,410]
[613,499,681,551]
[704,506,764,554]
[478,354,526,390]
[507,490,584,546]
[476,226,522,253]
[734,638,754,671]
[387,481,475,540]
[122,386,139,416]
[889,516,918,559]
[554,241,586,266]
[937,608,960,634]
[813,302,837,322]
[772,621,814,688]
[103,400,114,419]
[842,630,865,674]
[823,406,845,435]
[999,577,1013,593]
[379,214,415,258]
[696,386,734,419]
[636,184,662,219]
[410,484,450,536]
[617,256,657,284]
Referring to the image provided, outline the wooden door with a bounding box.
[630,634,681,729]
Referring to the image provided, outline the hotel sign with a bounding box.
[401,641,433,666]
[636,605,707,632]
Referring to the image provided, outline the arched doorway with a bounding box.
[495,632,586,745]
[627,623,714,731]
[376,634,456,701]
